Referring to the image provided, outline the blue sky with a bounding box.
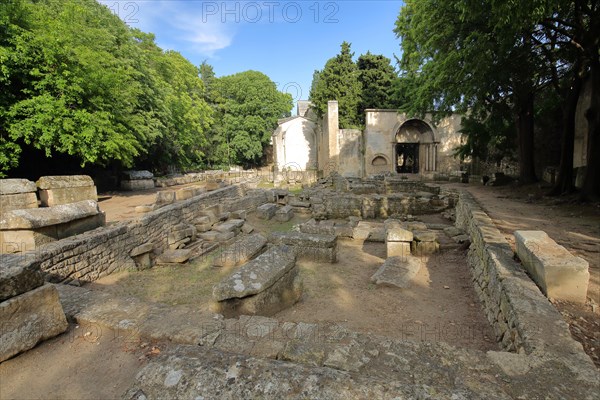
[100,1,404,114]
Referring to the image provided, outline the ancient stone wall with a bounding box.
[455,191,594,369]
[27,185,248,284]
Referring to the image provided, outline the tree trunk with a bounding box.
[581,59,600,199]
[516,92,537,184]
[548,72,582,195]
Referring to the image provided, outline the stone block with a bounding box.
[156,249,192,264]
[411,241,440,256]
[387,241,411,259]
[386,227,413,242]
[515,230,589,303]
[353,221,373,241]
[213,233,267,268]
[37,175,97,206]
[155,191,175,205]
[168,225,196,244]
[0,255,44,302]
[371,256,422,288]
[130,242,153,257]
[412,230,437,242]
[121,179,155,191]
[213,219,245,233]
[122,170,154,180]
[0,284,68,362]
[275,205,294,222]
[0,192,38,213]
[205,181,220,191]
[256,203,277,220]
[175,188,195,201]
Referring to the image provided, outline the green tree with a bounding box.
[395,0,545,184]
[395,0,600,196]
[1,0,155,173]
[209,71,292,167]
[356,52,397,113]
[309,41,362,128]
[0,0,214,175]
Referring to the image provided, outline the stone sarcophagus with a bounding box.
[36,175,97,207]
[0,200,105,254]
[0,179,38,212]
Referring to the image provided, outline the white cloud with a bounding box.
[98,1,236,57]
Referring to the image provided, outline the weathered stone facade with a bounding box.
[18,185,268,284]
[273,100,464,179]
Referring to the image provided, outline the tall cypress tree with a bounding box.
[309,41,362,128]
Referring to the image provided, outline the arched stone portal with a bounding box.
[395,119,438,174]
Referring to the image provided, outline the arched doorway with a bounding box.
[395,119,437,174]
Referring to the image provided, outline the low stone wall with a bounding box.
[315,192,447,219]
[455,191,595,369]
[24,185,252,284]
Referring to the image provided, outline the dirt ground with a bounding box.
[276,241,496,351]
[0,324,154,400]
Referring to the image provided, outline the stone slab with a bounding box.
[256,203,277,220]
[212,266,302,317]
[0,284,68,362]
[213,219,245,233]
[412,230,437,242]
[0,200,99,230]
[270,232,337,262]
[0,255,44,302]
[155,191,175,205]
[213,245,296,301]
[515,230,589,303]
[411,240,440,256]
[213,233,267,268]
[275,205,294,222]
[386,227,413,242]
[130,242,154,257]
[156,249,192,264]
[0,200,101,230]
[0,179,37,195]
[371,256,422,288]
[175,188,195,201]
[36,175,94,189]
